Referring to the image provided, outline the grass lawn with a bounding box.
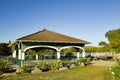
[1,66,112,80]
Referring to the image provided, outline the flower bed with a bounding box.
[16,58,92,74]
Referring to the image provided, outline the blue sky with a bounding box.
[0,0,120,46]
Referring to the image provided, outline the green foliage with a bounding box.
[61,60,70,67]
[105,28,120,53]
[85,45,111,53]
[26,49,55,60]
[25,55,36,60]
[84,46,98,52]
[61,48,77,54]
[38,49,55,54]
[37,62,51,71]
[85,28,120,53]
[80,57,88,65]
[98,41,108,46]
[72,59,81,66]
[0,56,16,74]
[0,59,9,74]
[49,61,62,70]
[83,57,90,62]
[101,45,111,52]
[49,61,58,70]
[28,48,55,55]
[21,64,33,73]
[108,59,120,80]
[57,59,81,68]
[111,59,120,80]
[0,43,12,55]
[26,49,36,55]
[4,56,13,62]
[97,41,111,52]
[112,66,120,79]
[16,58,91,74]
[35,59,91,72]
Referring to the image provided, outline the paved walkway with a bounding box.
[91,60,116,66]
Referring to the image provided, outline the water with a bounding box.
[86,52,112,57]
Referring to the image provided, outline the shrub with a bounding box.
[49,61,57,70]
[112,65,120,80]
[21,64,33,73]
[50,61,62,70]
[4,56,13,61]
[111,59,120,80]
[0,59,9,74]
[0,70,3,75]
[62,60,70,67]
[37,62,51,72]
[80,58,89,66]
[72,59,81,66]
[56,61,63,68]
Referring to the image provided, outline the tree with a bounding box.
[98,41,108,47]
[61,48,76,54]
[0,43,12,55]
[26,48,55,55]
[26,49,36,55]
[98,41,111,52]
[105,28,120,53]
[84,46,98,52]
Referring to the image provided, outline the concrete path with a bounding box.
[91,60,116,66]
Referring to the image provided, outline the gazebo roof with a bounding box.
[9,29,91,47]
[16,29,90,44]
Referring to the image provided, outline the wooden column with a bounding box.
[57,51,60,59]
[36,54,38,60]
[13,50,16,58]
[77,52,80,59]
[18,49,21,59]
[21,51,25,60]
[82,51,85,57]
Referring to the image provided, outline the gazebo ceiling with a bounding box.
[17,29,91,44]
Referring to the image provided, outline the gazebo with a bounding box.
[9,29,90,66]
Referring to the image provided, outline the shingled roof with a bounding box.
[17,29,90,44]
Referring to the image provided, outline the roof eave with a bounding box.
[17,40,91,44]
[8,41,18,47]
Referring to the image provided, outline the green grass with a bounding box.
[1,66,112,80]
